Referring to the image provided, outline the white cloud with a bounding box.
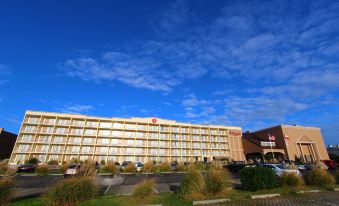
[60,104,94,114]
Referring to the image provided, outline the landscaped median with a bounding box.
[3,161,339,206]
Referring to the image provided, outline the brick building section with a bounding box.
[0,128,17,160]
[242,125,329,162]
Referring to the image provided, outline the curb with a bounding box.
[193,198,231,205]
[139,205,162,206]
[250,193,280,199]
[297,190,321,194]
[49,174,63,176]
[98,173,113,176]
[333,188,339,192]
[20,174,38,177]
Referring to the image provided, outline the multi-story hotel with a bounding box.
[9,111,245,165]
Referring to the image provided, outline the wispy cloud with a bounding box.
[0,64,11,85]
[59,103,94,114]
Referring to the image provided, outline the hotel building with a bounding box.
[9,111,245,165]
[242,125,329,162]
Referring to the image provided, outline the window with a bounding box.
[42,126,54,133]
[71,128,83,135]
[159,133,168,140]
[171,134,179,140]
[171,127,179,133]
[110,147,119,154]
[55,127,68,134]
[111,139,119,145]
[100,122,112,128]
[58,119,70,126]
[73,120,85,126]
[112,122,123,129]
[98,137,110,144]
[160,126,169,131]
[135,140,143,146]
[71,146,80,153]
[39,135,51,143]
[86,121,98,127]
[38,154,47,162]
[149,132,158,139]
[84,129,96,135]
[149,141,158,147]
[125,124,136,130]
[193,149,200,155]
[53,136,64,143]
[112,130,122,137]
[71,137,82,144]
[136,132,144,138]
[21,135,33,142]
[149,125,158,131]
[192,128,199,134]
[159,141,166,147]
[193,135,199,141]
[211,130,217,135]
[18,144,30,152]
[193,142,200,148]
[159,149,165,155]
[181,127,189,133]
[40,145,49,152]
[137,124,147,130]
[81,146,90,153]
[98,130,110,136]
[24,125,37,132]
[172,149,180,155]
[171,141,180,147]
[44,118,56,124]
[28,116,40,123]
[135,148,143,154]
[83,137,94,144]
[182,134,189,140]
[124,131,134,138]
[51,145,61,153]
[127,139,135,146]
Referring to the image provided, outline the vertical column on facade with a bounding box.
[298,143,305,162]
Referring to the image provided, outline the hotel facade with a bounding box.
[9,111,245,165]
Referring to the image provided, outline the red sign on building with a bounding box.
[152,118,157,123]
[229,130,242,136]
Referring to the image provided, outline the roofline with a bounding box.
[25,110,242,129]
[246,124,321,134]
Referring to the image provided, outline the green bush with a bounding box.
[205,168,230,194]
[100,162,119,174]
[335,170,339,184]
[279,172,304,187]
[240,167,277,191]
[46,178,97,206]
[176,163,186,172]
[133,179,155,199]
[142,162,155,173]
[0,178,13,206]
[304,168,335,187]
[157,162,172,173]
[36,164,49,175]
[47,160,59,166]
[25,157,39,165]
[59,164,69,174]
[124,163,136,173]
[177,166,205,200]
[195,163,206,171]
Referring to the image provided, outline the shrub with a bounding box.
[133,179,155,199]
[100,160,106,165]
[304,168,335,187]
[124,163,136,173]
[59,164,69,174]
[240,167,277,191]
[176,163,186,172]
[177,166,205,200]
[157,162,172,173]
[36,164,49,175]
[0,177,14,206]
[205,168,229,194]
[46,178,97,206]
[47,160,59,166]
[279,172,304,187]
[0,160,8,175]
[195,162,206,171]
[335,170,339,184]
[142,162,155,173]
[25,157,39,165]
[100,162,118,174]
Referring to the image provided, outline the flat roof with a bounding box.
[247,124,321,134]
[25,110,242,129]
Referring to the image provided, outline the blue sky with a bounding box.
[0,0,338,145]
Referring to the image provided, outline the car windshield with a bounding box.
[276,165,288,169]
[68,165,78,169]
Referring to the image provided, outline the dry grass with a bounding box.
[176,163,186,172]
[177,166,205,200]
[156,162,172,173]
[100,162,119,174]
[124,163,136,173]
[142,162,155,173]
[36,164,49,175]
[0,167,16,206]
[280,172,304,187]
[133,179,155,199]
[205,167,230,194]
[304,168,335,187]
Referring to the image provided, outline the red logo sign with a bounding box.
[284,135,289,141]
[229,130,242,136]
[152,118,157,123]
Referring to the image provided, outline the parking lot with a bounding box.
[10,172,241,198]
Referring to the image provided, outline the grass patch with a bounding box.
[10,198,44,206]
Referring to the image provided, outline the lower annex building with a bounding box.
[9,111,245,165]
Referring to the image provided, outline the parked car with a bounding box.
[135,162,144,172]
[226,161,246,172]
[322,160,335,169]
[261,164,300,177]
[17,164,36,173]
[171,162,178,170]
[64,164,81,178]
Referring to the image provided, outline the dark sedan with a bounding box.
[17,164,36,173]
